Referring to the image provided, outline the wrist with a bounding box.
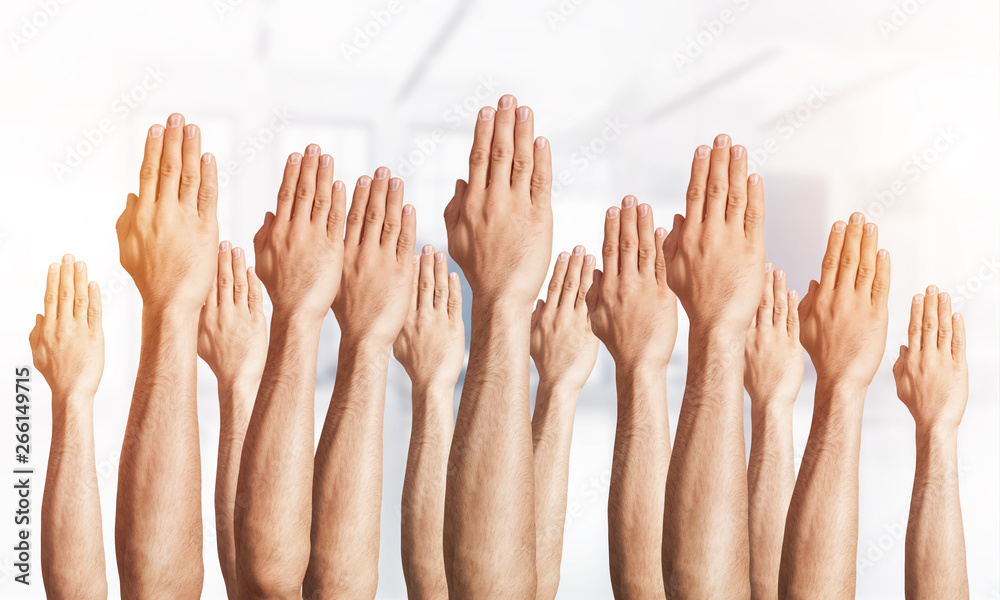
[471,295,534,321]
[536,376,585,399]
[142,304,200,332]
[914,421,960,448]
[271,305,326,330]
[411,378,459,399]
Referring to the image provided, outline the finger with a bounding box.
[619,196,639,274]
[276,153,302,222]
[586,269,604,314]
[603,207,621,278]
[951,313,966,362]
[328,180,347,240]
[382,177,404,249]
[434,251,449,311]
[686,145,711,224]
[444,180,464,232]
[312,154,335,225]
[116,193,138,242]
[726,145,748,225]
[408,254,419,314]
[664,214,683,265]
[468,106,496,190]
[561,246,585,312]
[937,292,952,350]
[489,94,517,189]
[872,250,891,308]
[546,252,570,306]
[786,289,800,341]
[206,262,219,309]
[232,247,248,307]
[158,113,185,201]
[773,268,788,329]
[745,173,765,241]
[531,299,544,330]
[57,254,75,320]
[87,281,102,330]
[29,314,41,347]
[218,241,234,306]
[704,134,731,222]
[73,260,88,321]
[922,285,940,351]
[247,266,263,316]
[363,167,390,247]
[397,204,416,263]
[43,262,59,320]
[856,222,879,292]
[654,227,668,285]
[819,221,847,291]
[577,254,596,311]
[511,105,534,191]
[448,272,462,321]
[800,279,820,324]
[138,124,164,204]
[908,293,924,350]
[179,123,201,206]
[345,176,372,246]
[838,212,866,289]
[531,137,552,208]
[254,212,275,254]
[637,203,656,276]
[198,153,218,219]
[293,144,320,223]
[418,245,435,310]
[757,263,774,326]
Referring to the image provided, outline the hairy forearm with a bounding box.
[905,426,968,600]
[116,308,203,598]
[607,364,669,599]
[778,382,865,600]
[304,339,390,600]
[42,394,107,600]
[532,380,582,600]
[663,330,749,599]
[402,381,456,600]
[216,378,259,600]
[748,401,795,600]
[445,300,536,598]
[235,312,321,599]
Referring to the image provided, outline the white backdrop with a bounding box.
[1,1,998,598]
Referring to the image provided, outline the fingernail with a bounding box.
[289,153,302,165]
[714,134,730,149]
[423,244,434,255]
[435,252,445,263]
[49,263,59,273]
[878,249,888,260]
[585,255,595,265]
[89,281,97,290]
[939,292,949,302]
[498,95,514,110]
[358,175,371,188]
[913,294,924,304]
[184,124,197,139]
[63,254,74,264]
[608,207,620,218]
[748,173,761,185]
[622,196,636,208]
[334,180,344,191]
[233,247,243,258]
[449,272,458,281]
[732,146,744,160]
[865,223,876,236]
[75,261,84,272]
[202,153,214,165]
[149,124,164,138]
[775,269,785,281]
[220,241,231,252]
[479,107,495,121]
[403,204,414,215]
[927,285,938,295]
[375,167,389,180]
[573,245,585,256]
[167,114,182,127]
[517,107,530,122]
[833,221,846,233]
[390,178,401,191]
[638,204,649,216]
[765,262,773,273]
[558,252,569,262]
[695,145,710,159]
[655,227,667,238]
[305,144,319,157]
[320,155,332,167]
[413,254,420,264]
[535,137,547,149]
[248,266,255,277]
[850,213,864,225]
[953,313,961,322]
[789,290,798,300]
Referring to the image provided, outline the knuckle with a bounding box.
[159,160,182,178]
[744,205,763,223]
[638,247,655,262]
[531,170,551,190]
[469,148,491,167]
[706,181,727,197]
[619,237,637,252]
[198,185,216,204]
[822,255,840,271]
[346,210,365,227]
[396,231,414,248]
[381,219,399,235]
[727,191,746,207]
[491,143,513,163]
[365,210,383,225]
[58,289,73,301]
[603,242,618,257]
[294,186,314,203]
[840,253,858,267]
[857,265,874,280]
[686,185,705,202]
[548,279,562,292]
[908,324,921,336]
[179,172,199,190]
[44,293,57,306]
[139,164,159,182]
[512,156,532,174]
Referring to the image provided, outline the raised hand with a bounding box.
[745,264,804,405]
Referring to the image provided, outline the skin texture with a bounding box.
[744,265,803,600]
[531,247,599,600]
[31,257,107,600]
[115,114,218,599]
[303,168,416,599]
[779,213,890,599]
[587,198,678,599]
[236,145,345,599]
[442,94,552,598]
[197,243,268,600]
[893,288,969,600]
[661,138,764,599]
[393,245,465,600]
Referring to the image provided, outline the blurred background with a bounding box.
[1,0,998,598]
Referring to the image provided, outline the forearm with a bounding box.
[235,312,321,599]
[747,401,795,600]
[445,300,536,597]
[905,426,968,599]
[532,380,582,600]
[778,381,865,600]
[116,308,203,598]
[607,364,669,599]
[215,378,259,600]
[402,381,456,600]
[42,394,107,600]
[663,330,749,598]
[303,339,389,599]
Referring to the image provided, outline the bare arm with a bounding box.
[531,248,599,600]
[779,213,890,599]
[745,266,802,600]
[894,289,969,599]
[115,114,219,599]
[443,94,552,597]
[33,257,107,600]
[662,137,764,598]
[395,247,464,600]
[235,145,345,599]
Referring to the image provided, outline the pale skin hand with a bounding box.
[304,168,416,599]
[531,246,599,600]
[587,197,678,599]
[115,114,218,599]
[236,145,344,599]
[394,245,464,600]
[661,137,764,599]
[197,243,268,600]
[31,256,107,600]
[893,288,969,600]
[779,213,890,600]
[443,94,552,598]
[745,265,802,600]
